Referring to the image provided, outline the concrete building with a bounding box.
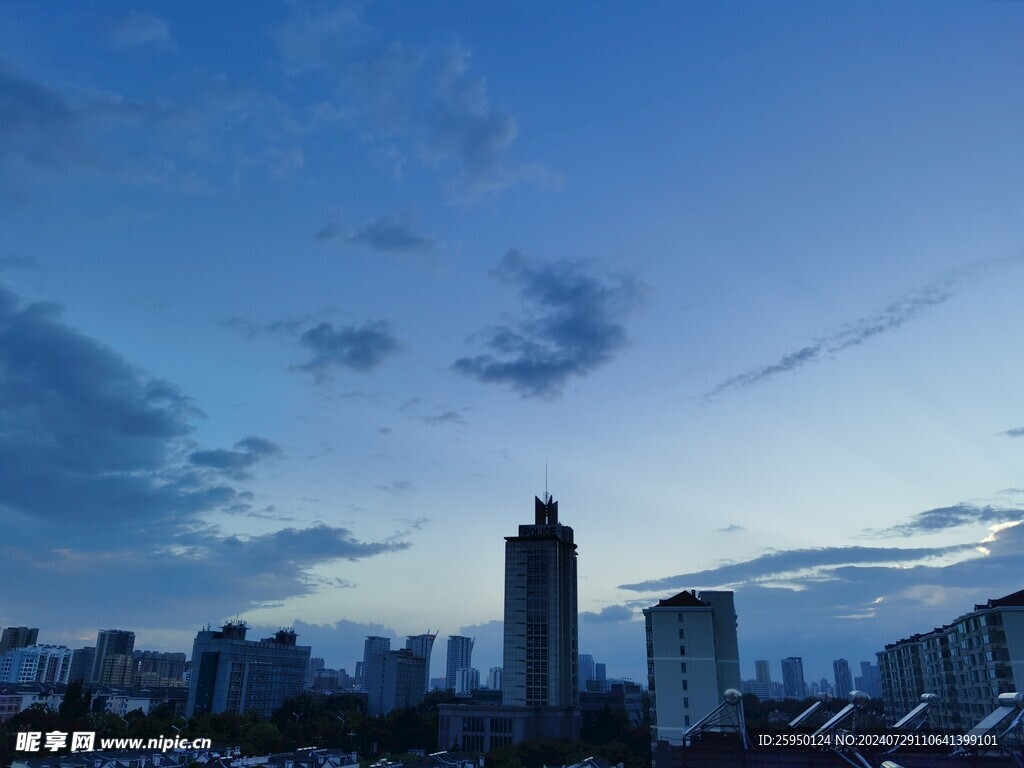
[92,630,135,684]
[0,627,39,656]
[753,659,772,700]
[488,666,503,690]
[0,645,73,684]
[877,587,1024,730]
[454,667,480,696]
[578,653,595,692]
[186,622,310,718]
[68,647,95,684]
[361,636,390,691]
[856,661,880,698]
[781,656,806,699]
[833,658,853,699]
[366,650,427,716]
[406,632,438,693]
[438,494,581,751]
[445,636,474,692]
[644,589,741,745]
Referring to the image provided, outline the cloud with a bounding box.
[109,11,174,49]
[217,316,307,339]
[863,503,1024,538]
[618,543,973,594]
[276,5,553,198]
[0,256,39,272]
[580,605,634,623]
[717,524,745,533]
[703,260,1014,400]
[1000,426,1024,438]
[294,320,400,379]
[420,409,466,426]
[375,480,413,493]
[188,436,283,480]
[453,249,644,398]
[316,212,436,254]
[0,284,411,627]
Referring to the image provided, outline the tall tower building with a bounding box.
[446,636,474,691]
[405,632,437,693]
[92,630,135,684]
[578,653,595,692]
[502,494,579,708]
[361,636,391,691]
[833,658,853,698]
[781,657,807,699]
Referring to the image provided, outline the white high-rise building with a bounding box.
[488,666,503,690]
[406,632,438,693]
[454,667,480,696]
[361,636,391,691]
[0,645,73,684]
[644,590,741,745]
[445,636,474,691]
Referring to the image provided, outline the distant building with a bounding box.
[0,627,39,656]
[367,649,427,715]
[92,630,135,684]
[781,657,806,699]
[833,659,853,699]
[594,663,607,691]
[856,661,881,699]
[186,622,310,718]
[0,645,73,684]
[306,657,325,689]
[445,636,474,692]
[454,667,480,696]
[750,659,772,699]
[406,632,438,693]
[644,589,741,745]
[361,636,390,692]
[68,647,95,684]
[578,654,595,692]
[877,587,1024,730]
[97,653,134,687]
[132,650,187,687]
[488,666,503,690]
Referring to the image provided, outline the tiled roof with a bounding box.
[655,590,707,608]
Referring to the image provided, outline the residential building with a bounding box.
[877,587,1024,730]
[0,627,39,655]
[186,622,310,718]
[781,657,806,699]
[578,653,595,692]
[438,493,582,751]
[92,630,135,684]
[445,636,474,692]
[0,645,73,684]
[366,649,427,716]
[594,663,607,692]
[833,659,853,699]
[361,636,390,692]
[454,667,480,696]
[406,632,438,693]
[752,659,772,700]
[856,661,881,699]
[644,589,741,745]
[68,647,95,684]
[488,666,503,690]
[97,653,134,687]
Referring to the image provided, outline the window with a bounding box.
[682,679,688,690]
[683,697,689,708]
[678,629,685,639]
[680,662,687,673]
[679,645,686,656]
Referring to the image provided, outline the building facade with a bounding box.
[833,659,853,699]
[0,645,73,684]
[0,627,39,656]
[644,589,741,745]
[186,622,310,718]
[367,650,427,716]
[361,636,391,692]
[781,657,807,699]
[406,632,438,693]
[92,630,135,684]
[445,636,474,692]
[439,494,581,752]
[877,588,1024,730]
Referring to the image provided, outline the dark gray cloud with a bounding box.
[0,284,412,627]
[420,409,466,426]
[276,6,553,198]
[863,503,1024,538]
[109,11,174,49]
[1000,426,1024,438]
[454,249,644,398]
[703,261,1011,400]
[294,320,400,378]
[375,480,413,493]
[316,212,436,254]
[189,436,283,480]
[717,524,745,533]
[580,605,634,623]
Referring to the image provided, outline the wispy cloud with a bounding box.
[293,320,401,379]
[189,436,283,480]
[703,260,1013,400]
[420,409,466,426]
[1000,426,1024,438]
[315,211,436,254]
[862,503,1024,538]
[580,604,634,623]
[276,4,554,199]
[109,11,174,50]
[454,249,644,398]
[716,523,745,533]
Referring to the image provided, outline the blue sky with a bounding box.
[2,1,1024,689]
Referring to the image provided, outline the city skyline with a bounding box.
[2,1,1024,690]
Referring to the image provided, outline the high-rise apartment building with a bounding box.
[781,657,807,699]
[644,590,741,745]
[406,632,438,693]
[361,636,391,691]
[856,661,881,699]
[186,622,310,718]
[578,654,595,692]
[833,658,853,699]
[877,588,1024,730]
[367,650,427,716]
[0,645,73,684]
[439,494,581,751]
[751,659,772,699]
[502,494,578,708]
[446,636,474,692]
[0,627,39,656]
[92,630,135,684]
